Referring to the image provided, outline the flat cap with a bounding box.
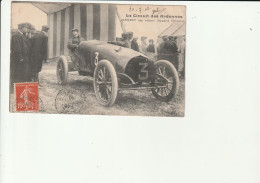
[18,23,31,29]
[71,28,79,32]
[126,31,133,35]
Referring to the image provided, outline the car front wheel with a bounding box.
[56,56,69,85]
[93,60,118,107]
[152,60,179,102]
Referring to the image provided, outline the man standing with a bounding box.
[121,33,131,48]
[131,37,139,51]
[168,36,179,53]
[67,28,85,68]
[126,31,133,48]
[139,36,148,54]
[147,39,155,53]
[158,35,168,54]
[10,23,31,87]
[146,39,156,60]
[30,25,49,84]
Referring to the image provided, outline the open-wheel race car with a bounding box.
[56,40,179,107]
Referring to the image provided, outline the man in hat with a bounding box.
[158,35,168,54]
[131,37,139,51]
[10,23,31,87]
[120,33,131,48]
[147,39,155,53]
[127,32,133,40]
[139,36,148,54]
[168,36,179,53]
[28,24,35,39]
[67,28,85,69]
[30,25,49,84]
[126,32,133,48]
[155,36,163,54]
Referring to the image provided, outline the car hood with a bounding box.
[79,40,148,72]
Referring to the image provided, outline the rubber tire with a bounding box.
[56,55,68,85]
[152,60,179,102]
[93,60,118,107]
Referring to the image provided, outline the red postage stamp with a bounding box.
[15,83,39,112]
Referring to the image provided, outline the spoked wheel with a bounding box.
[93,60,118,107]
[56,56,68,85]
[152,60,179,102]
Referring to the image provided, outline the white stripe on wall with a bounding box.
[64,7,70,56]
[100,4,108,41]
[86,4,93,40]
[74,4,81,34]
[48,14,54,59]
[56,11,61,57]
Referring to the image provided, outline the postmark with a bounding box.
[55,89,87,114]
[15,82,39,112]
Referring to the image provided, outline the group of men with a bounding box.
[157,35,179,55]
[116,32,180,57]
[10,23,49,90]
[114,32,156,56]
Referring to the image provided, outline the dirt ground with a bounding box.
[11,60,185,117]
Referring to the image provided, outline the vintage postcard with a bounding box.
[10,1,186,116]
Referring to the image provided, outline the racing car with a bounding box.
[56,40,179,107]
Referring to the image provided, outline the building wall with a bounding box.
[47,3,116,59]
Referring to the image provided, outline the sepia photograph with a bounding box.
[10,2,186,116]
[2,1,260,183]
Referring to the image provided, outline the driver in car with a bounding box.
[67,28,85,69]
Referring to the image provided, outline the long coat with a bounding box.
[10,31,31,83]
[30,32,48,73]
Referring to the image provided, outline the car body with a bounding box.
[57,40,179,106]
[77,40,157,83]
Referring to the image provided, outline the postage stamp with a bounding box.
[10,1,185,117]
[15,82,39,112]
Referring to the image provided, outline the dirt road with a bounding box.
[14,60,185,117]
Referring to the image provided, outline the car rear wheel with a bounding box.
[56,56,68,85]
[93,60,118,107]
[152,60,179,102]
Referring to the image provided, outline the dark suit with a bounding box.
[30,31,48,81]
[147,44,155,53]
[10,31,31,85]
[131,40,139,51]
